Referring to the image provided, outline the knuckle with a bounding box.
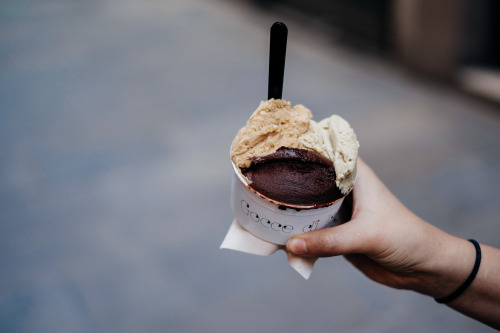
[310,230,344,256]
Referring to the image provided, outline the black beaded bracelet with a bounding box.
[435,239,481,304]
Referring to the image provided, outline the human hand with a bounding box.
[286,158,475,298]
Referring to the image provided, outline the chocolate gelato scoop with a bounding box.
[241,147,343,207]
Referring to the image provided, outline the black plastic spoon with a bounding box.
[268,22,288,100]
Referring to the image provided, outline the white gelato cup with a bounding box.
[231,161,349,245]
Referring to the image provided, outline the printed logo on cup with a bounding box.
[240,199,332,234]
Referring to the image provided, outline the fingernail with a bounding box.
[288,238,307,255]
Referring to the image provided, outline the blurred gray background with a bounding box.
[1,0,500,332]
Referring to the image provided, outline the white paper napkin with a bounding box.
[220,219,318,279]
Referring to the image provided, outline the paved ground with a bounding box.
[1,0,500,332]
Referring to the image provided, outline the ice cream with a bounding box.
[241,147,343,207]
[231,99,359,207]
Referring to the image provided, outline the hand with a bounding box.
[286,158,475,298]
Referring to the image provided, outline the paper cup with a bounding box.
[231,161,349,245]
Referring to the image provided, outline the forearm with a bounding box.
[413,236,500,330]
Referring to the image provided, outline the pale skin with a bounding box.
[286,158,500,330]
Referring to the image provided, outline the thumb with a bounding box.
[286,220,369,257]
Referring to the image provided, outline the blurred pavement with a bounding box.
[1,0,500,332]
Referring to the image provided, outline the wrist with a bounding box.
[413,235,476,299]
[434,239,481,303]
